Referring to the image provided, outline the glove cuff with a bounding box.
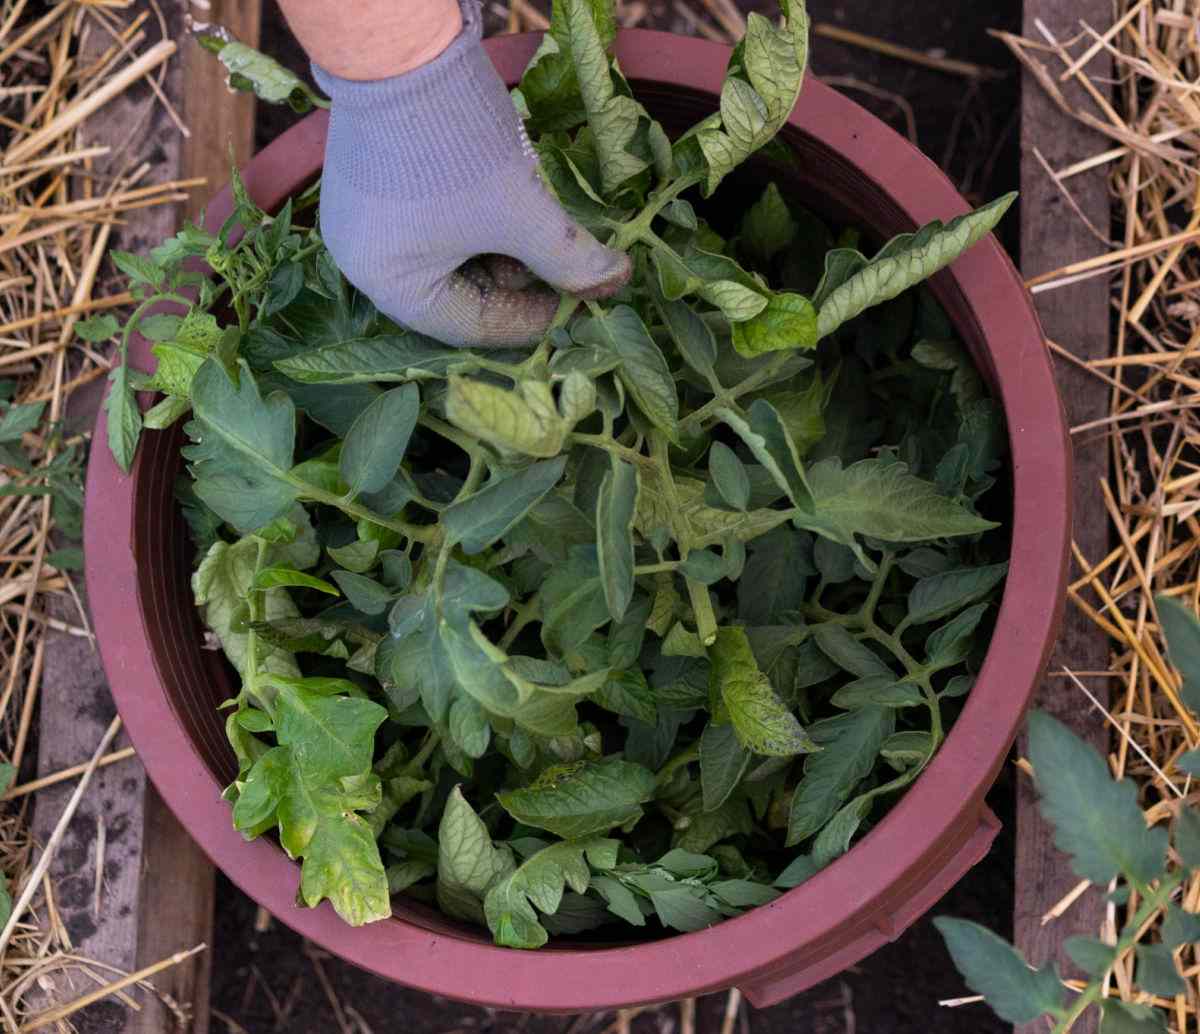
[312,0,531,200]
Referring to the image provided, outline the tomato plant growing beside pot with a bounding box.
[83,0,1069,1011]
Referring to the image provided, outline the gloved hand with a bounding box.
[313,0,631,348]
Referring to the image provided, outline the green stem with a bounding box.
[608,173,704,252]
[292,478,439,544]
[655,741,700,787]
[570,433,657,470]
[1052,876,1182,1034]
[548,293,580,334]
[242,536,270,709]
[228,237,325,316]
[500,593,541,652]
[682,351,797,430]
[404,731,441,775]
[121,292,192,357]
[687,579,718,646]
[861,553,894,625]
[458,453,486,499]
[418,414,488,462]
[634,561,683,576]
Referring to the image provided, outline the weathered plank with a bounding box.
[1015,3,1112,1033]
[33,2,260,1031]
[183,0,262,220]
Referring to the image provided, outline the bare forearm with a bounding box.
[275,0,462,79]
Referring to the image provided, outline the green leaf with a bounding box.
[47,547,83,572]
[691,5,810,196]
[1177,749,1200,777]
[253,566,339,595]
[104,366,142,474]
[497,758,656,838]
[908,563,1008,625]
[679,548,724,585]
[709,442,750,511]
[811,794,870,867]
[924,602,988,670]
[881,730,933,769]
[1064,935,1116,977]
[446,376,567,458]
[594,669,657,725]
[559,0,650,194]
[519,45,587,135]
[1027,711,1167,886]
[449,696,492,759]
[213,39,325,112]
[1135,943,1186,998]
[339,384,419,499]
[146,341,207,398]
[718,399,813,513]
[0,402,44,443]
[111,249,164,288]
[701,279,769,323]
[1100,1000,1169,1034]
[787,707,893,845]
[436,787,514,923]
[731,292,819,357]
[232,745,289,832]
[740,183,796,267]
[74,313,119,342]
[813,625,891,678]
[815,195,1016,340]
[193,537,300,683]
[1161,904,1200,950]
[653,293,717,380]
[1176,806,1200,869]
[830,676,923,710]
[793,459,996,562]
[700,720,752,812]
[444,457,567,555]
[272,682,390,926]
[607,593,652,669]
[541,546,610,655]
[1156,595,1200,714]
[575,306,679,439]
[484,837,619,948]
[934,918,1064,1024]
[330,571,393,616]
[137,312,182,341]
[709,627,816,756]
[596,457,639,623]
[185,360,298,532]
[738,526,811,625]
[274,334,460,384]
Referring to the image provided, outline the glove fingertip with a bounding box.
[572,251,633,301]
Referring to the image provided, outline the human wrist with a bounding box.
[281,0,462,81]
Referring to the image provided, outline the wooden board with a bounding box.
[31,2,260,1030]
[1014,3,1112,1033]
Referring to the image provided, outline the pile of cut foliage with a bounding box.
[91,0,1013,946]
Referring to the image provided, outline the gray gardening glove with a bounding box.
[313,0,631,348]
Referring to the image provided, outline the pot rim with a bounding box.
[84,28,1068,1012]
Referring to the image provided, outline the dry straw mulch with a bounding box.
[1000,1,1200,1030]
[0,0,205,1029]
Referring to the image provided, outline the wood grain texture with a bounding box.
[33,2,260,1030]
[182,0,262,221]
[1015,3,1112,1033]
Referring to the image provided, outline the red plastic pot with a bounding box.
[85,29,1069,1011]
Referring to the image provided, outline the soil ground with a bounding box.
[214,2,1023,1031]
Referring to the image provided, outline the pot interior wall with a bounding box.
[133,79,1003,943]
